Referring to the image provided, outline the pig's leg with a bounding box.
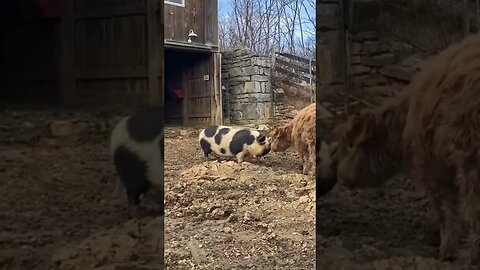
[113,145,150,215]
[199,139,212,159]
[144,184,164,216]
[236,152,246,163]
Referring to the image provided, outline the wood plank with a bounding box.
[59,0,75,105]
[183,73,190,125]
[213,52,222,124]
[75,6,147,19]
[211,0,219,45]
[2,69,57,81]
[277,52,317,66]
[110,15,147,69]
[274,66,316,83]
[187,114,214,118]
[197,0,205,44]
[188,94,212,99]
[273,78,312,94]
[76,68,148,79]
[147,0,161,105]
[164,5,176,40]
[173,3,184,41]
[275,58,315,75]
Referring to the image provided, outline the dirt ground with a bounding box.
[0,107,316,270]
[3,102,479,270]
[163,127,316,269]
[0,108,163,270]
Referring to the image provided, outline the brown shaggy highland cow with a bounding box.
[332,33,480,264]
[269,103,317,175]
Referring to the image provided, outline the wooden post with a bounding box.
[213,52,223,125]
[309,58,313,104]
[147,0,161,106]
[159,0,165,108]
[59,0,75,106]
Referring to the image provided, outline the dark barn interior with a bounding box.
[0,0,164,109]
[164,47,216,126]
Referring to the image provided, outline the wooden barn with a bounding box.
[0,0,164,107]
[164,0,222,126]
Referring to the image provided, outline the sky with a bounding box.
[219,0,228,16]
[217,0,315,39]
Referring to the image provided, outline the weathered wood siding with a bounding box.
[164,0,218,46]
[61,0,163,107]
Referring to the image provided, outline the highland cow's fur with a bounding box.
[269,103,316,175]
[332,33,480,264]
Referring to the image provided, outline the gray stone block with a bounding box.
[244,82,255,93]
[243,66,257,76]
[252,75,269,82]
[228,67,243,77]
[232,76,251,83]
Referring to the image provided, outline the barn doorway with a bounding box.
[164,48,219,126]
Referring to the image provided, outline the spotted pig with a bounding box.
[109,107,164,215]
[199,125,271,163]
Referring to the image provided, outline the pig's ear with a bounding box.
[257,135,266,143]
[258,130,269,137]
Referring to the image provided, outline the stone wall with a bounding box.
[347,0,427,103]
[349,34,425,102]
[317,0,426,106]
[221,48,273,125]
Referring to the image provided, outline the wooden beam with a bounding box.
[209,56,215,125]
[277,52,317,66]
[275,58,315,75]
[147,0,161,106]
[76,68,148,79]
[274,66,316,83]
[59,0,75,105]
[213,52,222,125]
[75,6,147,20]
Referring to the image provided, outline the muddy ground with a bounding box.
[0,107,316,270]
[0,108,163,270]
[163,128,316,269]
[1,103,478,270]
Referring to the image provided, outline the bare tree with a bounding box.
[218,0,315,58]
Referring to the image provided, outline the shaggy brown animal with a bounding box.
[332,33,480,264]
[269,103,317,175]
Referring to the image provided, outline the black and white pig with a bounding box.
[110,107,164,215]
[199,125,271,163]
